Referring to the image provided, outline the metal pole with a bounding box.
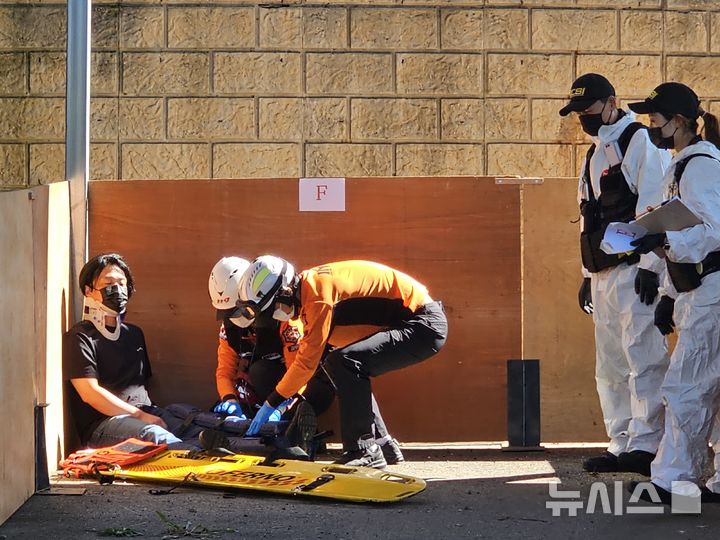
[66,0,91,324]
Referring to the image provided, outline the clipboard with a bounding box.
[633,196,702,234]
[600,197,702,255]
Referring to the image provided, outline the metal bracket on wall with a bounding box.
[504,359,545,452]
[495,177,544,185]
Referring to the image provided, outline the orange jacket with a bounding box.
[274,260,429,399]
[215,318,303,400]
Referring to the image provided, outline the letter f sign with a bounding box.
[316,185,328,201]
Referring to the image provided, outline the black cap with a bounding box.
[558,73,615,116]
[627,82,702,119]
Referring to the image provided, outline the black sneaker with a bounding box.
[284,401,317,457]
[617,450,655,476]
[380,438,405,465]
[334,444,387,469]
[262,445,310,465]
[583,451,619,472]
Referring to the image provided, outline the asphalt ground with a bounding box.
[2,446,720,540]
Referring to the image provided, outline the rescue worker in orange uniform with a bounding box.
[208,257,334,454]
[239,256,448,468]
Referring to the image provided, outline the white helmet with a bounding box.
[208,257,250,322]
[237,255,296,320]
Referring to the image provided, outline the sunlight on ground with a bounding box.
[388,460,560,484]
[326,442,608,450]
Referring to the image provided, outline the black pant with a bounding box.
[324,301,448,451]
[249,353,335,416]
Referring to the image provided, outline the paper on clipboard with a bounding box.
[600,222,647,254]
[600,197,702,255]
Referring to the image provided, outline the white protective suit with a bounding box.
[578,110,672,456]
[649,140,720,493]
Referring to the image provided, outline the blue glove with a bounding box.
[246,401,278,436]
[213,400,246,420]
[269,398,294,422]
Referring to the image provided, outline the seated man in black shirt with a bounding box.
[65,253,188,448]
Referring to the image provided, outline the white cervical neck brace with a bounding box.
[83,296,122,341]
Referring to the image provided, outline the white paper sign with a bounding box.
[299,177,345,212]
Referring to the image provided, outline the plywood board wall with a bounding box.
[522,178,604,442]
[36,183,70,469]
[88,177,521,441]
[0,189,37,524]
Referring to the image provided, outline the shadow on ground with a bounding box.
[1,448,719,539]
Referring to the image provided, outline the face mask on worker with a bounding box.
[100,284,128,314]
[648,117,677,150]
[272,301,294,322]
[578,101,609,137]
[229,315,253,328]
[579,115,603,137]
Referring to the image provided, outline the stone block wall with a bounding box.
[1,0,719,186]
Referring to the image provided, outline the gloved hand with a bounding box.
[246,401,280,436]
[578,278,593,314]
[634,269,660,305]
[213,400,246,419]
[654,295,676,335]
[630,233,666,255]
[268,398,293,422]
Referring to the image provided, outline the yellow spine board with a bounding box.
[99,450,426,503]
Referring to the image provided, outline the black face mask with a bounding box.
[101,284,128,314]
[579,113,605,137]
[648,119,677,150]
[578,101,610,137]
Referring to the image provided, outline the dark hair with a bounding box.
[78,253,135,297]
[701,111,720,150]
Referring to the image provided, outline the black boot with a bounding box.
[583,451,619,473]
[284,401,317,457]
[617,450,655,476]
[199,429,234,455]
[629,480,709,508]
[701,487,720,503]
[627,480,672,505]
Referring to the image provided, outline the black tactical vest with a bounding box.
[579,122,645,272]
[664,145,720,292]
